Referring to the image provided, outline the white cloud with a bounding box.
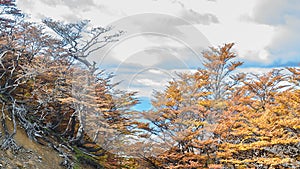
[251,0,300,25]
[198,22,275,63]
[236,67,274,74]
[179,9,219,25]
[248,0,300,64]
[16,0,300,99]
[258,49,270,61]
[178,0,276,63]
[136,79,163,87]
[106,35,187,66]
[18,0,75,22]
[148,69,163,74]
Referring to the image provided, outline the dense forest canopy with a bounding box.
[1,0,300,168]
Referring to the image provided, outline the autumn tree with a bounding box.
[1,3,299,168]
[133,43,242,168]
[1,2,139,168]
[133,44,300,169]
[216,68,300,168]
[42,18,123,73]
[0,0,33,151]
[202,43,243,101]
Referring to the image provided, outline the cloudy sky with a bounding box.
[17,0,300,110]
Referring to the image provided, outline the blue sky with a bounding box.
[132,97,152,111]
[17,0,300,111]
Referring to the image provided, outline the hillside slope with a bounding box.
[0,117,96,169]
